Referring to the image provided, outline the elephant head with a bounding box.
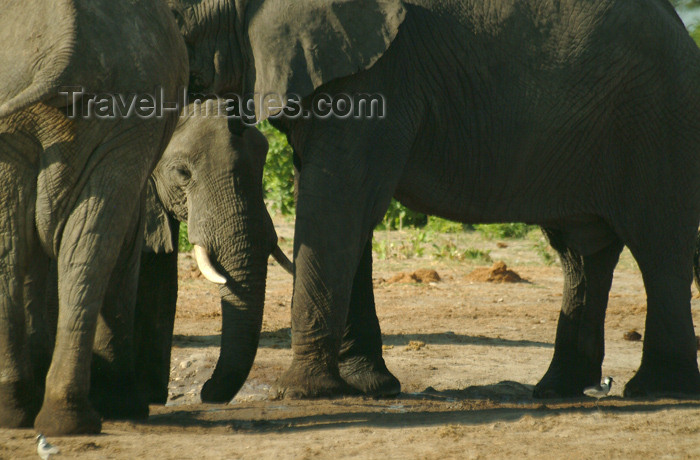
[163,0,405,401]
[142,100,290,403]
[168,0,405,119]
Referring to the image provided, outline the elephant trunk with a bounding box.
[197,216,273,403]
[200,265,267,403]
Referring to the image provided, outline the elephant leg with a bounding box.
[534,229,622,398]
[134,216,180,405]
[89,197,149,420]
[624,223,700,397]
[34,126,162,436]
[272,138,406,398]
[693,229,700,294]
[338,235,400,397]
[23,240,54,394]
[0,140,41,428]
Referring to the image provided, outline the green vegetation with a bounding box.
[259,121,296,215]
[377,199,427,230]
[425,216,467,233]
[373,231,429,260]
[473,223,535,239]
[433,242,492,262]
[533,238,557,266]
[179,223,193,252]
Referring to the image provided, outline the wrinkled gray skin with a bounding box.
[133,101,285,405]
[0,0,188,435]
[169,0,700,402]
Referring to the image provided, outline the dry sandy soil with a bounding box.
[3,220,700,459]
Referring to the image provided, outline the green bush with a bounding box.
[179,223,193,252]
[259,121,296,215]
[432,242,492,262]
[425,216,468,233]
[377,199,427,230]
[473,223,535,239]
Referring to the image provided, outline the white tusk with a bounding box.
[271,245,294,275]
[194,245,227,284]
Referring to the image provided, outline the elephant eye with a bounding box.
[173,165,192,183]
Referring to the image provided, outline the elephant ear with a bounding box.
[244,0,406,120]
[143,179,178,254]
[0,0,76,117]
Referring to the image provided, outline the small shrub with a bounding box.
[258,121,295,215]
[372,238,389,260]
[432,242,491,262]
[474,223,535,239]
[425,216,467,233]
[378,199,427,230]
[179,223,193,252]
[372,231,429,260]
[533,238,557,266]
[462,247,493,262]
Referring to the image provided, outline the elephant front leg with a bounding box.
[534,231,622,398]
[0,149,42,428]
[271,234,360,399]
[339,236,400,397]
[272,164,392,399]
[34,130,159,435]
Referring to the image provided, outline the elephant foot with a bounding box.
[34,397,102,436]
[142,386,168,406]
[90,379,149,420]
[624,357,700,398]
[0,381,41,428]
[533,357,600,399]
[339,356,401,397]
[270,360,361,400]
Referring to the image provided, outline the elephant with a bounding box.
[166,0,700,402]
[132,100,292,405]
[0,0,188,435]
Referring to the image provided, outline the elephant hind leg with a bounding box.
[623,221,700,397]
[89,194,149,420]
[534,228,623,399]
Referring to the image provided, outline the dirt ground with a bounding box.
[3,220,700,459]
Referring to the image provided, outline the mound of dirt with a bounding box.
[623,330,642,341]
[465,261,526,283]
[386,269,441,284]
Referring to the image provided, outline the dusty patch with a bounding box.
[386,268,441,284]
[465,261,526,283]
[178,253,204,280]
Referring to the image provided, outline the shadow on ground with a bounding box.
[143,381,700,434]
[172,330,552,350]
